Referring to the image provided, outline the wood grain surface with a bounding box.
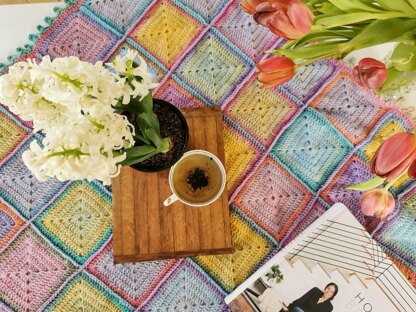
[112,107,232,263]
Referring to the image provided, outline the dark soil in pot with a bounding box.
[130,99,188,172]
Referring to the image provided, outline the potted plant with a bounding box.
[0,49,188,185]
[265,264,284,284]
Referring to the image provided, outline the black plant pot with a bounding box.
[129,99,189,172]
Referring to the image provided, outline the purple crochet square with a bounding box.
[215,1,279,61]
[310,73,387,144]
[0,135,67,219]
[140,260,228,311]
[321,155,380,231]
[234,157,314,241]
[87,240,179,308]
[38,10,119,62]
[0,227,75,312]
[282,60,337,103]
[155,78,206,109]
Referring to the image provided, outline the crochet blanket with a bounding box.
[0,1,415,311]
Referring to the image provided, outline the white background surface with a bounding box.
[0,2,62,63]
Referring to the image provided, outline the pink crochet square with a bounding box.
[233,156,313,241]
[155,78,206,109]
[0,228,75,311]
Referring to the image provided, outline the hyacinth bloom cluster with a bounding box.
[0,49,157,185]
[348,132,416,221]
[242,0,416,92]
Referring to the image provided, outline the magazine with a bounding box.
[225,203,416,312]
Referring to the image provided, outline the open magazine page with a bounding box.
[225,203,416,312]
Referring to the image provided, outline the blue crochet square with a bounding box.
[174,29,254,106]
[270,108,353,192]
[84,0,152,33]
[0,134,67,219]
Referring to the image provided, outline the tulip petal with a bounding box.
[287,0,314,34]
[366,68,388,89]
[256,56,295,72]
[408,159,416,178]
[359,58,386,70]
[385,150,416,182]
[373,132,416,176]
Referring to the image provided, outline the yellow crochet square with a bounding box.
[131,1,202,67]
[226,80,295,145]
[39,182,112,259]
[224,126,257,192]
[49,279,120,312]
[364,120,409,188]
[0,112,28,161]
[194,209,275,292]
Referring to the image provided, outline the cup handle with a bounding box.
[163,194,179,206]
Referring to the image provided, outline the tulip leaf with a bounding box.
[277,43,338,61]
[328,0,384,13]
[317,12,405,29]
[408,0,416,9]
[379,67,403,92]
[345,176,386,191]
[337,18,416,57]
[375,0,416,15]
[391,43,416,72]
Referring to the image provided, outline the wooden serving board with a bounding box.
[112,107,232,263]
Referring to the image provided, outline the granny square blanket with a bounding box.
[0,1,415,311]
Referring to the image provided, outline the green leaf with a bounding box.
[407,0,416,10]
[328,0,384,13]
[317,12,405,28]
[337,18,416,57]
[134,133,151,145]
[391,43,416,71]
[379,67,403,92]
[345,176,386,191]
[123,144,156,158]
[123,92,153,115]
[137,112,161,139]
[375,0,416,15]
[278,43,338,61]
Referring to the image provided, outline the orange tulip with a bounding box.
[253,0,314,40]
[256,56,295,88]
[371,132,416,182]
[241,0,269,14]
[352,58,387,89]
[360,188,395,221]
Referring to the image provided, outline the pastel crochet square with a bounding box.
[129,1,203,68]
[224,75,299,147]
[223,123,264,195]
[0,135,67,219]
[155,78,206,108]
[320,155,380,230]
[87,240,179,307]
[0,109,29,162]
[0,227,75,312]
[110,41,167,83]
[141,260,228,311]
[282,60,337,103]
[34,181,112,264]
[175,0,229,23]
[271,108,354,192]
[44,272,131,312]
[310,73,387,144]
[0,202,25,249]
[193,207,277,292]
[376,189,416,267]
[234,157,313,241]
[175,29,253,105]
[38,10,119,62]
[84,0,152,33]
[282,199,327,246]
[215,1,279,61]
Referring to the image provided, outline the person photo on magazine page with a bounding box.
[281,283,338,312]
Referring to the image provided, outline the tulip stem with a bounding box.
[384,170,409,190]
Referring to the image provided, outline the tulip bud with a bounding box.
[253,0,314,40]
[256,56,295,88]
[352,58,388,89]
[360,188,395,221]
[370,132,416,182]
